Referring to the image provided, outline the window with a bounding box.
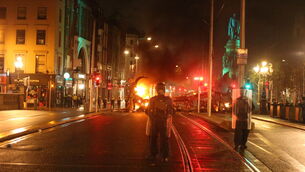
[36,30,46,45]
[36,54,46,73]
[37,7,47,20]
[0,30,4,44]
[59,9,62,23]
[0,54,4,73]
[0,7,6,19]
[58,31,61,47]
[17,7,26,20]
[16,30,25,44]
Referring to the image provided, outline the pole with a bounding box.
[49,81,52,109]
[198,85,200,113]
[95,86,98,112]
[208,0,214,117]
[89,19,96,112]
[237,0,246,88]
[257,74,261,110]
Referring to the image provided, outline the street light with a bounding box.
[154,45,159,48]
[14,56,23,92]
[124,50,130,55]
[135,55,140,73]
[253,61,273,113]
[194,76,204,113]
[147,37,152,41]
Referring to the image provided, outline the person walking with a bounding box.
[111,97,115,111]
[234,89,252,151]
[117,98,121,110]
[103,98,107,109]
[146,82,174,162]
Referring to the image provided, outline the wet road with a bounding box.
[0,109,84,136]
[247,119,305,171]
[0,112,259,171]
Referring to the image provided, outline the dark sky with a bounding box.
[99,0,305,80]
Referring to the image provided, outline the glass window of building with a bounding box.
[0,30,4,44]
[17,7,26,20]
[58,31,61,47]
[16,30,25,44]
[36,54,46,73]
[36,30,46,45]
[37,7,47,20]
[0,54,4,73]
[0,7,6,19]
[59,9,62,23]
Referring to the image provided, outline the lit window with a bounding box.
[58,31,61,47]
[17,7,26,20]
[36,54,46,73]
[36,30,46,45]
[0,7,6,19]
[37,7,47,20]
[15,54,24,73]
[16,30,25,44]
[59,9,62,23]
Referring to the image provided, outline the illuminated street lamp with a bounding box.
[14,56,23,91]
[135,55,140,73]
[194,76,204,113]
[253,61,273,113]
[154,44,159,48]
[124,50,130,55]
[147,37,152,41]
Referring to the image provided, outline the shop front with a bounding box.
[8,74,55,108]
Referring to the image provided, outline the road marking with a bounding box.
[253,133,305,172]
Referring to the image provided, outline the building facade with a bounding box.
[0,0,65,106]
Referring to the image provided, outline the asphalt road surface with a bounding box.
[0,111,259,172]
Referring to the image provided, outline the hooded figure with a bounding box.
[146,82,174,162]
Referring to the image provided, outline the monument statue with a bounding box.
[222,14,240,81]
[228,13,240,40]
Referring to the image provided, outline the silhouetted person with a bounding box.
[146,82,174,162]
[234,89,253,151]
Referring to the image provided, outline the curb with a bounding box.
[0,111,102,143]
[252,116,305,131]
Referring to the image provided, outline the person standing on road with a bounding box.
[111,97,115,110]
[146,82,174,162]
[117,98,121,110]
[103,98,107,109]
[233,89,252,150]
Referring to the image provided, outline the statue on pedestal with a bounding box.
[222,14,240,79]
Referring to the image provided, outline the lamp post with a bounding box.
[135,55,140,74]
[194,77,204,113]
[14,56,23,92]
[253,61,273,113]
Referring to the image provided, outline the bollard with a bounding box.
[288,105,295,121]
[295,106,300,121]
[285,105,290,120]
[277,104,281,118]
[280,104,285,119]
[270,104,274,117]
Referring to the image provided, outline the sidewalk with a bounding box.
[189,112,305,131]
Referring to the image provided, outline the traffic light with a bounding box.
[244,82,252,90]
[92,72,101,87]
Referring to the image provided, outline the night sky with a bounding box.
[99,0,305,81]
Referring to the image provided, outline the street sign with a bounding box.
[237,48,248,65]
